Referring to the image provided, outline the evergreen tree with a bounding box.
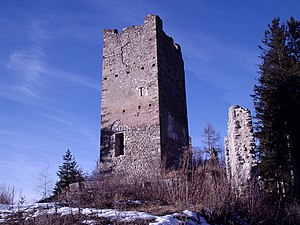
[286,17,300,199]
[53,149,84,195]
[253,17,300,200]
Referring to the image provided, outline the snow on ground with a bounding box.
[0,203,211,224]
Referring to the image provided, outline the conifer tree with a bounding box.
[286,18,300,199]
[253,17,300,200]
[53,149,84,195]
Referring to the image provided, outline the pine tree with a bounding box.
[53,149,84,195]
[286,17,300,199]
[253,17,300,200]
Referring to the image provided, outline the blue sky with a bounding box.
[1,0,299,202]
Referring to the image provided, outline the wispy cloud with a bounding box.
[47,68,100,90]
[7,48,45,83]
[177,33,259,90]
[3,37,98,103]
[27,20,48,44]
[4,20,48,99]
[2,58,99,104]
[39,110,98,138]
[40,113,72,126]
[3,47,45,100]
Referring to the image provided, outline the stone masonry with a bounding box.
[225,105,256,195]
[100,15,189,178]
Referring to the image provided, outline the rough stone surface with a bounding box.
[225,105,256,194]
[100,15,189,178]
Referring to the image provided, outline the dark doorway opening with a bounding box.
[115,133,124,156]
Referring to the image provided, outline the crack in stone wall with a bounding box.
[120,40,130,67]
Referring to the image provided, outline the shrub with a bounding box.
[0,184,14,205]
[62,151,299,225]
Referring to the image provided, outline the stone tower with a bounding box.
[225,105,256,195]
[100,15,189,178]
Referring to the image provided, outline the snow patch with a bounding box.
[0,203,210,225]
[150,214,180,225]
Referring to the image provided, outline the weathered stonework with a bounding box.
[100,15,189,178]
[225,105,256,195]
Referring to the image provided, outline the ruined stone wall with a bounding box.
[157,26,189,169]
[100,15,189,178]
[225,105,256,195]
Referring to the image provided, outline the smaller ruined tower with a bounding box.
[225,105,256,195]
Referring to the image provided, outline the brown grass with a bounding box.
[63,152,233,223]
[65,151,300,225]
[6,151,298,225]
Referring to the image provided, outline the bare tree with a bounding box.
[0,184,15,205]
[202,122,221,160]
[36,164,53,200]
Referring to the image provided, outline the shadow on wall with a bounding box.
[100,107,114,174]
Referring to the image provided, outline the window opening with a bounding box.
[115,133,124,156]
[139,87,143,96]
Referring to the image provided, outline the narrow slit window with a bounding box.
[115,133,124,156]
[139,87,143,96]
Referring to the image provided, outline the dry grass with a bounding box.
[64,153,234,223]
[67,152,300,225]
[2,213,153,225]
[6,151,298,225]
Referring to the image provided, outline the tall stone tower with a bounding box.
[100,15,189,178]
[225,105,257,195]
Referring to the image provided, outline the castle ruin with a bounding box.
[100,15,189,178]
[225,105,257,195]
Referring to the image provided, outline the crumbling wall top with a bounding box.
[103,14,163,37]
